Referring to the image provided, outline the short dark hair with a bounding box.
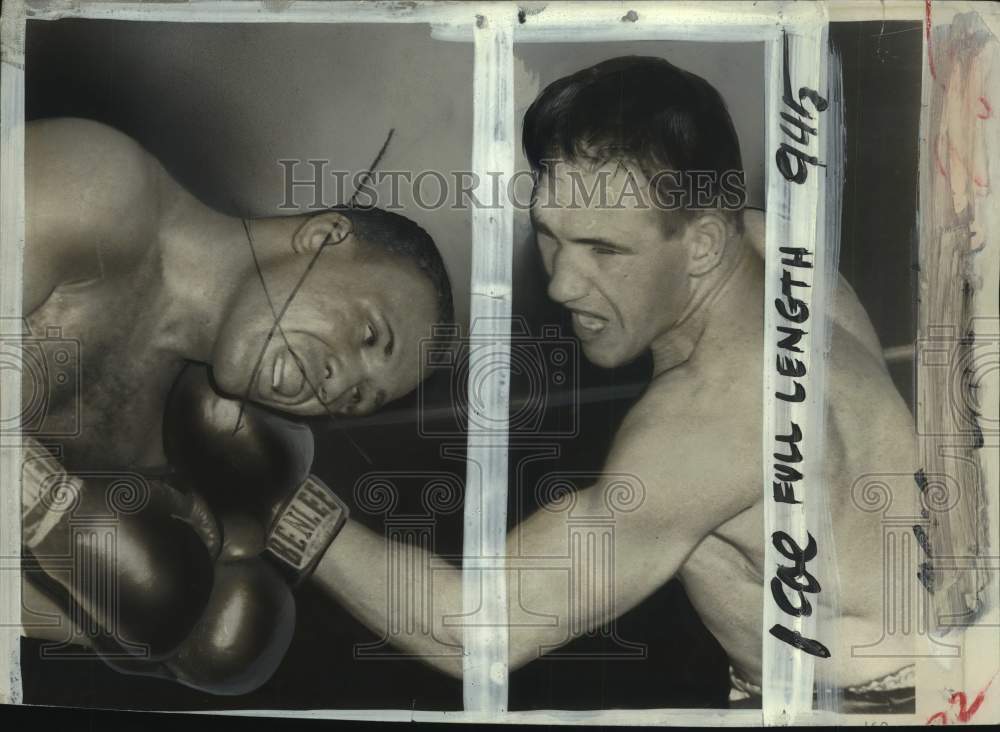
[522,55,745,233]
[329,206,454,325]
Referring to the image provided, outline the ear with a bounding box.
[291,212,354,254]
[684,213,729,277]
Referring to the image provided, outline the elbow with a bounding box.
[508,644,538,674]
[422,636,540,679]
[438,655,465,680]
[431,628,465,679]
[416,646,463,679]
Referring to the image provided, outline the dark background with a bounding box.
[19,19,921,713]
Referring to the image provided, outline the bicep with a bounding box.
[25,118,160,312]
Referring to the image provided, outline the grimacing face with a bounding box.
[211,242,440,417]
[531,160,693,368]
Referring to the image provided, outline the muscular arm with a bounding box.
[25,118,163,313]
[313,396,758,677]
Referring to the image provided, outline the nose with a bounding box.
[318,354,365,406]
[546,247,589,305]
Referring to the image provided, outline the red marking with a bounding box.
[925,673,997,725]
[934,141,950,180]
[973,175,986,189]
[977,97,992,120]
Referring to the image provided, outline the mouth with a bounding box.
[264,347,305,399]
[255,339,321,407]
[570,309,608,338]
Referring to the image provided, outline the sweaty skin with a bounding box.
[20,118,439,641]
[314,161,917,688]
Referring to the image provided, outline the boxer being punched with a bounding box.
[310,57,917,710]
[19,117,453,693]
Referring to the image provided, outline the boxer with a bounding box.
[18,117,453,693]
[310,57,918,710]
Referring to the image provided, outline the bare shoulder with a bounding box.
[27,118,158,204]
[25,119,164,312]
[28,117,142,149]
[826,324,917,467]
[628,361,760,434]
[604,370,761,522]
[743,208,883,359]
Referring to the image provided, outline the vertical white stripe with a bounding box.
[0,0,26,707]
[760,17,831,725]
[464,9,514,715]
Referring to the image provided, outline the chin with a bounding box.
[582,343,627,369]
[582,336,649,369]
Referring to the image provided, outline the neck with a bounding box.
[152,195,265,362]
[649,235,751,376]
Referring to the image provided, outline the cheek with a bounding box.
[288,287,344,332]
[648,256,689,302]
[210,316,256,395]
[606,262,656,311]
[216,296,258,355]
[537,241,555,276]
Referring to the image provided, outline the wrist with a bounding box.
[264,474,350,587]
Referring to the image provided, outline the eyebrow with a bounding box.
[531,214,634,254]
[570,236,635,253]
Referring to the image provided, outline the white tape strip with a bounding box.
[464,8,515,716]
[760,17,832,726]
[0,0,27,706]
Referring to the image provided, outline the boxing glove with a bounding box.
[22,440,296,695]
[23,363,348,696]
[22,441,217,660]
[100,555,295,695]
[163,364,348,585]
[145,362,348,693]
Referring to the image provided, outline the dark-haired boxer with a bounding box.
[308,57,918,710]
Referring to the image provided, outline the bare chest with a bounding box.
[23,277,185,470]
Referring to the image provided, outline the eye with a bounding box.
[364,322,378,347]
[324,364,332,379]
[591,246,619,256]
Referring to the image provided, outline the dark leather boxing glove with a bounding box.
[24,363,348,696]
[134,362,348,694]
[22,440,296,696]
[22,442,217,660]
[101,555,296,695]
[163,364,349,585]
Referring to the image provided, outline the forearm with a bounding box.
[312,479,688,678]
[312,518,465,678]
